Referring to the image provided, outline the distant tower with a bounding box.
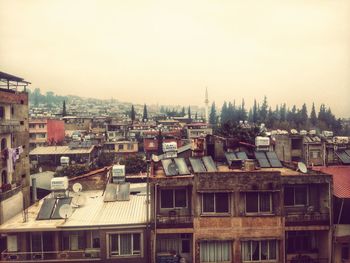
[204,87,209,124]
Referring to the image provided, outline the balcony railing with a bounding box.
[156,214,193,228]
[285,212,330,226]
[0,184,21,202]
[0,119,22,133]
[1,249,101,262]
[286,256,328,263]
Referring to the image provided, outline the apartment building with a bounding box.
[149,150,332,263]
[29,118,65,149]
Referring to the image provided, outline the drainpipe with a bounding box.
[154,183,158,263]
[32,177,37,203]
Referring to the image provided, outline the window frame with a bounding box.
[241,240,278,262]
[200,240,232,262]
[160,188,188,209]
[284,185,308,207]
[245,192,273,215]
[201,192,230,215]
[107,232,143,258]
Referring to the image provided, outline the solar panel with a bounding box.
[189,158,207,173]
[266,151,283,168]
[336,151,350,164]
[161,159,179,176]
[104,184,117,202]
[254,152,271,168]
[225,152,237,165]
[236,152,248,160]
[174,158,190,175]
[345,150,350,157]
[37,198,56,220]
[51,198,72,219]
[202,156,217,172]
[117,183,130,201]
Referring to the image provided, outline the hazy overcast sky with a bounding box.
[1,0,349,117]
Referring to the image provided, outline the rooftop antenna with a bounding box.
[58,204,73,221]
[297,162,308,174]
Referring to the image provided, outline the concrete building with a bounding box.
[29,119,65,149]
[149,151,333,262]
[184,123,213,140]
[0,72,31,222]
[0,186,149,262]
[102,140,139,157]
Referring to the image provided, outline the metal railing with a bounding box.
[285,213,329,226]
[0,185,21,201]
[1,249,101,262]
[286,257,328,263]
[156,214,193,226]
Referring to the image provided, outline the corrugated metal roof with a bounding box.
[30,145,94,155]
[312,166,350,198]
[62,193,147,228]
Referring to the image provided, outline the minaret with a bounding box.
[204,87,209,124]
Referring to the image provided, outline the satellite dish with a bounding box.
[72,183,83,193]
[167,163,179,176]
[297,162,308,174]
[58,204,73,219]
[72,194,87,206]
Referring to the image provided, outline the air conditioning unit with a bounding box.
[255,136,270,147]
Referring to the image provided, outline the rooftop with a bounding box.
[0,188,147,232]
[30,145,95,155]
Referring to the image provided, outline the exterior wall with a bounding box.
[47,119,65,144]
[274,135,292,162]
[0,88,30,224]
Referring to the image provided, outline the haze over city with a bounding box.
[1,0,350,117]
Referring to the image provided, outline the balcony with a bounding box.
[1,249,101,262]
[0,119,22,133]
[0,184,21,202]
[156,213,193,228]
[285,212,330,226]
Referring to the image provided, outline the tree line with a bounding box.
[209,96,345,135]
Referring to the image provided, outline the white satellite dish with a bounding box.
[167,163,179,176]
[72,183,83,193]
[58,204,73,219]
[72,194,87,206]
[297,162,308,174]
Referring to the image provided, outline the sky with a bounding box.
[1,0,350,117]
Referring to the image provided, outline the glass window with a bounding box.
[286,231,316,253]
[62,231,85,251]
[342,246,349,260]
[0,106,4,119]
[109,233,141,257]
[246,192,272,214]
[160,189,187,209]
[200,240,231,262]
[202,193,229,214]
[31,233,42,252]
[284,186,308,206]
[92,230,100,248]
[242,240,277,262]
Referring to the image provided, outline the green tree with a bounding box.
[130,105,136,123]
[120,155,147,174]
[310,102,317,126]
[188,106,191,119]
[181,107,186,117]
[209,102,217,126]
[142,104,148,122]
[252,99,258,123]
[62,100,67,117]
[96,152,115,168]
[259,96,268,123]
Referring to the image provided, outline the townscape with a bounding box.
[0,71,350,263]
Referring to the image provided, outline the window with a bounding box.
[62,231,85,251]
[310,150,321,159]
[286,231,316,253]
[91,230,100,248]
[127,143,133,150]
[1,170,7,185]
[0,106,4,119]
[284,186,308,206]
[31,233,42,252]
[118,144,124,150]
[29,124,35,129]
[200,240,231,262]
[1,138,6,151]
[109,233,141,257]
[245,192,272,214]
[202,193,229,214]
[160,189,187,209]
[38,124,45,129]
[342,245,349,260]
[242,240,277,261]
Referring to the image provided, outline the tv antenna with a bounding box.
[58,204,73,220]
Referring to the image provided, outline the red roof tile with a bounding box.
[312,166,350,198]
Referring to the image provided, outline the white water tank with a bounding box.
[112,165,126,183]
[255,136,270,147]
[60,156,70,166]
[51,176,68,190]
